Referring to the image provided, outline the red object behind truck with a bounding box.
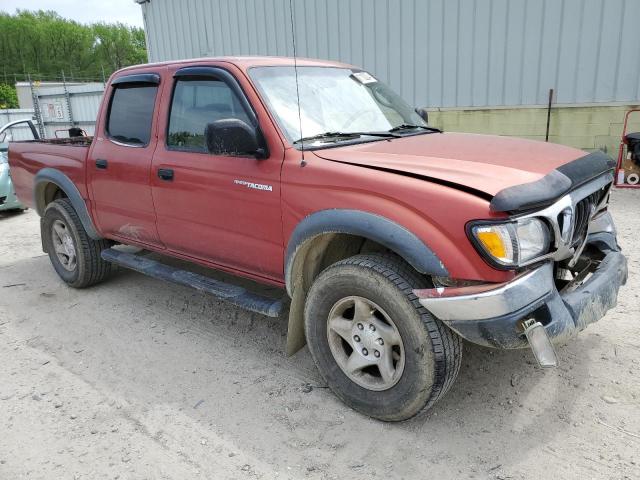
[9,57,627,421]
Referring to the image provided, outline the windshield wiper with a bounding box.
[293,130,400,145]
[388,124,442,133]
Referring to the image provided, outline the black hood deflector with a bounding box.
[490,150,615,213]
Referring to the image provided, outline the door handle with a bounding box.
[95,159,108,169]
[158,168,174,181]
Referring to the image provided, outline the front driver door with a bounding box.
[151,65,284,282]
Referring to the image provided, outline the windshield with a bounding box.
[249,66,428,146]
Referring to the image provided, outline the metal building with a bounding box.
[136,0,640,153]
[14,82,104,138]
[138,0,640,108]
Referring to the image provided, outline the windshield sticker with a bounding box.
[351,71,377,84]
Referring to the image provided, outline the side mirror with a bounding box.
[205,119,267,158]
[415,107,429,124]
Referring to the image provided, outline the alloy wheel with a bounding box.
[51,219,77,271]
[326,296,405,391]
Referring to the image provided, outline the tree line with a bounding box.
[0,10,147,107]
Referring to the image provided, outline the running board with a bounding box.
[101,248,283,318]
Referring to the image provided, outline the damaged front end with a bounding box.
[414,164,628,363]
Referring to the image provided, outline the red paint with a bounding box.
[8,57,591,286]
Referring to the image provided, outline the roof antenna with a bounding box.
[289,0,306,167]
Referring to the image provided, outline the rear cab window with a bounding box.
[106,74,159,147]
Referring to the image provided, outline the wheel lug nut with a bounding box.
[362,348,368,356]
[357,323,364,330]
[377,338,384,346]
[353,335,360,342]
[369,324,376,332]
[374,350,380,358]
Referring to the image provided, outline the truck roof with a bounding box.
[115,56,354,75]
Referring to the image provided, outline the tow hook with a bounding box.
[522,319,558,368]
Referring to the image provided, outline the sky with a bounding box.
[0,0,144,27]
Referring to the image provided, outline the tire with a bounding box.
[304,253,462,421]
[42,198,112,288]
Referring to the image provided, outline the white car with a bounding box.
[0,119,38,212]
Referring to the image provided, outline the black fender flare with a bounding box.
[284,209,448,295]
[34,168,102,240]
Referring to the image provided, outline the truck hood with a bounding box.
[313,132,588,197]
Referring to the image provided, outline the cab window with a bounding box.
[106,84,157,146]
[167,78,251,152]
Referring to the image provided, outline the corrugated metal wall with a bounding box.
[140,0,640,108]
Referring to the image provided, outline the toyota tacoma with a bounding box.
[8,57,627,421]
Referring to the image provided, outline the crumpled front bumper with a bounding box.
[415,233,628,349]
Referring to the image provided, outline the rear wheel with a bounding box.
[42,198,112,288]
[304,253,462,421]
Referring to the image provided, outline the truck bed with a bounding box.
[23,136,93,147]
[8,138,92,210]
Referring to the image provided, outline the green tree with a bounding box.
[93,22,147,72]
[0,10,147,84]
[0,84,19,109]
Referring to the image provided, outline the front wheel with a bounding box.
[304,253,462,421]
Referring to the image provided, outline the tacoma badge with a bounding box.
[234,179,273,191]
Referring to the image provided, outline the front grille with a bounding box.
[570,184,610,246]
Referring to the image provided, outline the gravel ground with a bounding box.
[0,189,638,480]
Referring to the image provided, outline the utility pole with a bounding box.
[545,88,554,142]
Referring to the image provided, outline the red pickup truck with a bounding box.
[9,57,627,421]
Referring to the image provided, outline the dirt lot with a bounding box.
[0,189,638,480]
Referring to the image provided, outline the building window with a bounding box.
[167,78,251,152]
[106,85,157,146]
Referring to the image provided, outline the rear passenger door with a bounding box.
[151,65,284,281]
[88,74,163,247]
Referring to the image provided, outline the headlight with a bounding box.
[470,218,550,268]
